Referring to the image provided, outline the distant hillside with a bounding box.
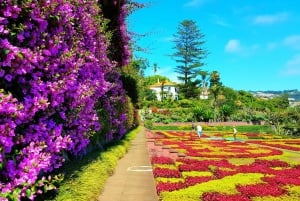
[249,89,300,101]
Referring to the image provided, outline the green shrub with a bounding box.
[177,99,195,108]
[144,119,154,129]
[124,95,135,130]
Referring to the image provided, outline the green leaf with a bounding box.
[17,52,24,59]
[26,189,31,198]
[3,49,9,55]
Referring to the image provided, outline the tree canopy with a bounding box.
[172,20,208,98]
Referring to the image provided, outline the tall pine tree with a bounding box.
[172,20,208,99]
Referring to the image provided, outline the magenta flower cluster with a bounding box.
[0,0,130,200]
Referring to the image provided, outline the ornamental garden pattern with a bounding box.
[146,130,300,201]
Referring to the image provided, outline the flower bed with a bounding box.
[147,131,300,201]
[250,139,300,151]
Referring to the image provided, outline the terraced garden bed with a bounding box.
[146,130,300,201]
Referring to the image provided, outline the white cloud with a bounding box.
[215,19,231,27]
[253,13,288,25]
[283,35,300,49]
[282,54,300,76]
[211,14,231,27]
[225,39,242,53]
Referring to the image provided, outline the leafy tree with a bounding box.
[172,19,208,98]
[120,74,139,105]
[218,87,239,121]
[177,82,201,99]
[237,90,256,109]
[209,71,222,121]
[144,88,157,101]
[198,70,209,97]
[122,58,148,78]
[122,58,149,106]
[268,94,290,111]
[284,106,300,136]
[192,102,214,122]
[143,75,170,86]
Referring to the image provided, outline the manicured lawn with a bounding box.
[146,130,300,201]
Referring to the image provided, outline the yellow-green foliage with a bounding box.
[286,185,300,197]
[124,95,135,130]
[252,195,300,201]
[154,164,178,170]
[160,173,264,201]
[228,158,255,165]
[156,177,184,183]
[182,171,213,177]
[203,126,218,131]
[54,126,141,201]
[260,151,300,166]
[178,125,193,130]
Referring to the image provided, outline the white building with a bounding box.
[149,81,179,101]
[200,86,209,99]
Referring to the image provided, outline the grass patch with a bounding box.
[152,125,191,131]
[50,126,141,201]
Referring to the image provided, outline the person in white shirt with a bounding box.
[196,125,202,138]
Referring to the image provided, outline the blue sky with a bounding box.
[128,0,300,91]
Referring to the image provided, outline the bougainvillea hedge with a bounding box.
[147,131,300,201]
[0,0,132,200]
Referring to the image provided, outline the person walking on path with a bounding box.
[196,124,202,138]
[233,126,237,141]
[191,122,195,131]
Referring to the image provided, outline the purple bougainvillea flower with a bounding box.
[0,70,5,77]
[17,33,25,42]
[0,0,130,199]
[4,74,13,82]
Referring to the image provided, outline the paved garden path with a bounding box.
[98,127,158,201]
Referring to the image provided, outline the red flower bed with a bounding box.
[237,183,286,197]
[245,133,260,137]
[156,181,185,193]
[263,175,300,185]
[202,192,251,201]
[151,156,174,165]
[254,159,289,167]
[178,159,235,172]
[213,169,237,179]
[237,163,275,174]
[185,176,214,186]
[153,167,181,178]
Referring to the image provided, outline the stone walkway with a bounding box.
[98,127,158,201]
